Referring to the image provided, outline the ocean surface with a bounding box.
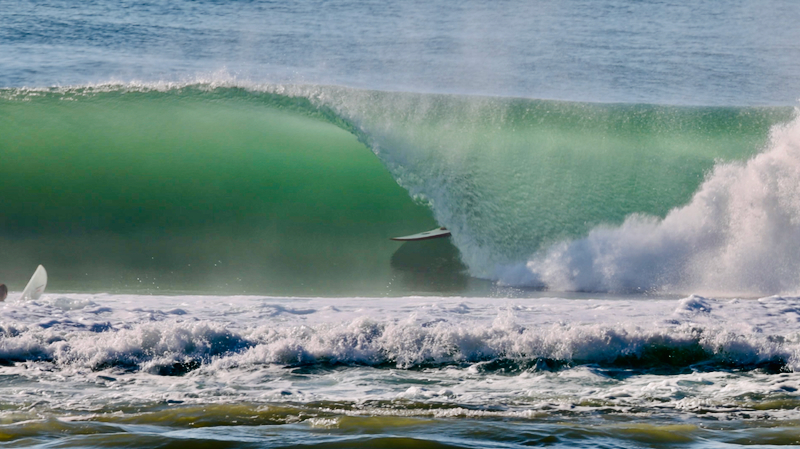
[2,0,800,447]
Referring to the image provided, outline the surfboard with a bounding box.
[20,265,47,301]
[391,227,451,241]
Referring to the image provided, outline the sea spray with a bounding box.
[293,86,794,282]
[500,110,800,295]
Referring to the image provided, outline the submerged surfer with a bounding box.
[0,284,6,301]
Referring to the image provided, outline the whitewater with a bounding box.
[2,290,800,446]
[501,112,800,295]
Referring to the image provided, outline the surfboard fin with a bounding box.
[20,265,47,301]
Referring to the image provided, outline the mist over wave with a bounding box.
[499,112,800,295]
[290,84,797,295]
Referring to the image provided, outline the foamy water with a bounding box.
[1,292,798,409]
[499,113,800,295]
[0,292,799,446]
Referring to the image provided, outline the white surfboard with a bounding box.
[391,227,451,241]
[20,265,47,301]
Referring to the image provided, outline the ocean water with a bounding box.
[2,0,800,447]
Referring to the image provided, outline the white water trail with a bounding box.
[500,111,800,295]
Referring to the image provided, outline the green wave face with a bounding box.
[0,88,443,295]
[0,86,793,295]
[321,89,794,278]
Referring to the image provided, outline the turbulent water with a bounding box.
[3,0,800,447]
[3,292,800,448]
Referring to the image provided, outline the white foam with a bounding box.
[4,293,795,372]
[1,293,800,419]
[499,112,800,295]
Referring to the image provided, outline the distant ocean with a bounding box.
[2,1,800,447]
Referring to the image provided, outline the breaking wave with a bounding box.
[0,82,796,295]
